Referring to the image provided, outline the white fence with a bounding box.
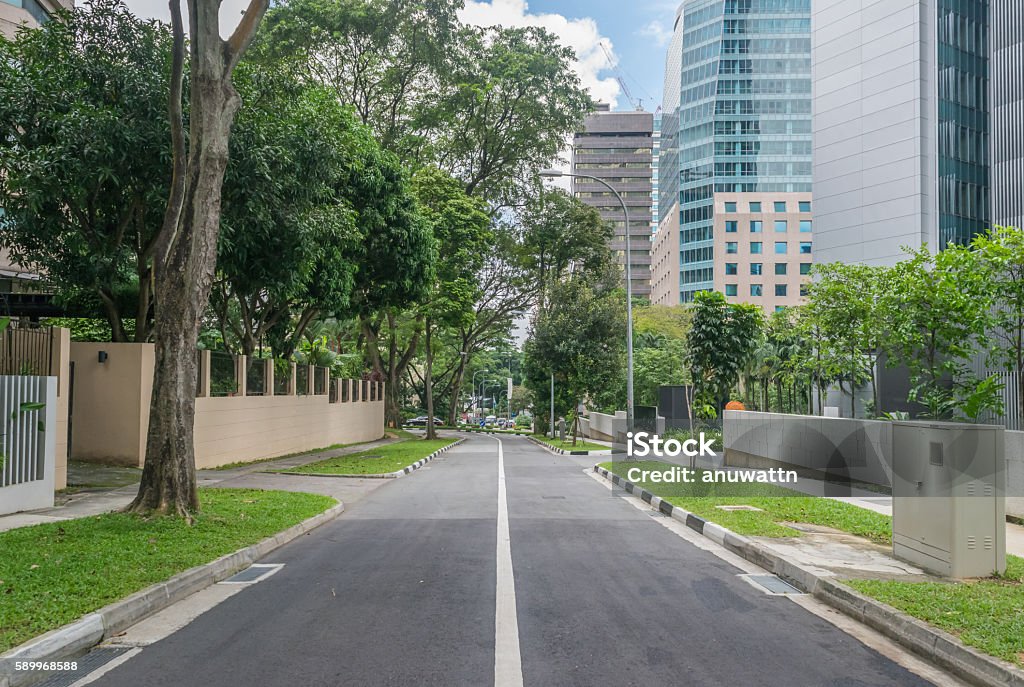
[0,376,57,515]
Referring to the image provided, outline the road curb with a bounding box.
[593,464,1024,687]
[0,499,348,687]
[526,435,617,456]
[269,438,464,480]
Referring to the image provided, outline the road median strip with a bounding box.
[526,435,618,456]
[594,463,1024,687]
[276,437,463,479]
[0,489,344,687]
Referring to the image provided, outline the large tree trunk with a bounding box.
[424,319,436,440]
[448,354,467,426]
[127,0,267,517]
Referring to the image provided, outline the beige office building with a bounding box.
[1,0,71,39]
[650,201,680,306]
[712,192,813,314]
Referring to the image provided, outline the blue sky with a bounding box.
[527,0,675,110]
[459,0,679,114]
[125,0,679,114]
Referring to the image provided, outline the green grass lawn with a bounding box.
[534,435,609,452]
[847,556,1024,665]
[598,460,892,543]
[0,488,335,653]
[284,437,457,475]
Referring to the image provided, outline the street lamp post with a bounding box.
[539,169,635,434]
[472,369,489,418]
[550,372,555,439]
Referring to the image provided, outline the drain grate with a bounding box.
[34,647,131,687]
[738,573,804,596]
[222,563,284,584]
[541,495,566,500]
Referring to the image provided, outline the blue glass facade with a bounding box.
[675,0,812,302]
[937,0,990,247]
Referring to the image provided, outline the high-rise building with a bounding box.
[651,4,684,307]
[992,0,1023,227]
[571,104,654,298]
[1,0,70,39]
[812,0,990,265]
[655,0,814,313]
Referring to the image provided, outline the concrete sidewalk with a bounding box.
[0,434,402,533]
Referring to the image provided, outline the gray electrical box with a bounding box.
[892,421,1005,578]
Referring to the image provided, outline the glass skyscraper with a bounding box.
[675,0,812,303]
[937,0,990,247]
[992,0,1024,227]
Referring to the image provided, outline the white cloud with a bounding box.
[459,0,621,109]
[123,0,251,39]
[637,19,671,47]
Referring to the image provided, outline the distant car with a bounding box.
[485,415,497,426]
[406,416,444,427]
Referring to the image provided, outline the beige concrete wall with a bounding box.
[69,343,384,468]
[69,342,152,466]
[713,192,813,314]
[650,201,680,306]
[51,328,70,489]
[193,393,384,469]
[1,0,74,42]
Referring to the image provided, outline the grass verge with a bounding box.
[846,556,1024,666]
[0,488,335,653]
[208,435,396,471]
[284,437,457,475]
[534,435,609,452]
[598,460,892,543]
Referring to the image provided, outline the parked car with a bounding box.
[405,416,428,427]
[405,416,443,427]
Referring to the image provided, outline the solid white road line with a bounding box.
[493,436,524,687]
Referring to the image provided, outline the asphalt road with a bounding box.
[88,434,937,687]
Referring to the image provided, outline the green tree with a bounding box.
[882,245,998,419]
[804,263,889,417]
[214,65,366,357]
[523,267,626,441]
[970,226,1024,426]
[0,0,172,342]
[686,291,763,418]
[411,168,491,439]
[254,0,461,158]
[634,344,687,408]
[434,26,592,202]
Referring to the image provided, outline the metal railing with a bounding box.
[0,323,54,376]
[246,358,266,396]
[209,351,238,397]
[274,360,292,396]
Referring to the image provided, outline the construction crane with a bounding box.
[599,41,644,111]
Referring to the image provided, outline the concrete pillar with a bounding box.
[237,355,247,397]
[198,350,211,398]
[265,358,275,396]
